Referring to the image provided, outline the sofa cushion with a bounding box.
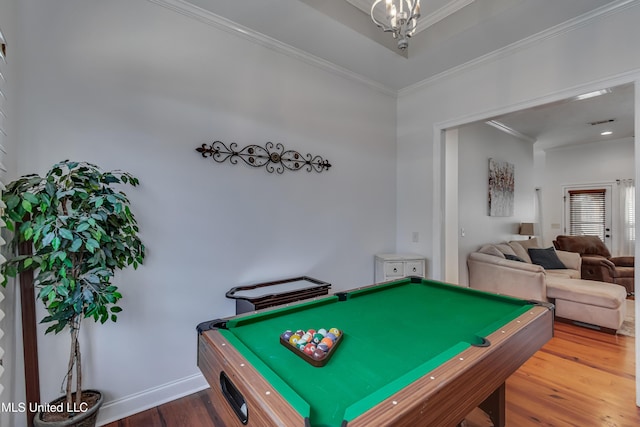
[494,243,517,257]
[528,247,566,269]
[508,242,531,263]
[546,276,626,309]
[478,244,505,258]
[546,269,581,279]
[554,235,612,258]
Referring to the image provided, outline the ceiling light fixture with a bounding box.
[573,88,612,101]
[601,131,613,136]
[371,0,421,50]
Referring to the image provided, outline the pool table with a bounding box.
[197,277,553,427]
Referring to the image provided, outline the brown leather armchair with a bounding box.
[553,235,634,296]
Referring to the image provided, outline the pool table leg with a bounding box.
[478,382,506,427]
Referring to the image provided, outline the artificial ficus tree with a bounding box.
[0,160,145,412]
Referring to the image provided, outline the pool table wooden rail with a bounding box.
[198,331,308,426]
[345,304,553,427]
[197,302,553,427]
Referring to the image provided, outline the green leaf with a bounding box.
[77,222,90,232]
[5,194,20,209]
[52,237,61,251]
[24,227,34,241]
[86,238,99,253]
[59,228,73,240]
[41,232,55,247]
[94,197,104,208]
[21,199,33,213]
[70,238,83,252]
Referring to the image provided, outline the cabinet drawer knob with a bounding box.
[393,267,398,272]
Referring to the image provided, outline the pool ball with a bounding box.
[317,328,327,336]
[282,330,293,341]
[328,328,341,337]
[303,343,316,355]
[317,343,329,352]
[320,337,334,348]
[295,329,305,337]
[312,348,326,360]
[297,340,308,349]
[301,333,313,342]
[325,333,336,341]
[312,333,324,344]
[307,329,316,335]
[289,334,301,345]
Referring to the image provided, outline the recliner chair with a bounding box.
[553,235,634,296]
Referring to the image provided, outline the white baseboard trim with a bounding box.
[96,373,210,426]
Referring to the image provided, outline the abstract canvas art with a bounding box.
[488,158,514,216]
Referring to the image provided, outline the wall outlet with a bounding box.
[412,232,419,243]
[460,227,466,237]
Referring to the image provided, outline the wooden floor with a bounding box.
[104,321,640,427]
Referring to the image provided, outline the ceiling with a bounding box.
[180,0,633,149]
[484,83,635,151]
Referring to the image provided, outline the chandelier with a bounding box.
[370,0,421,50]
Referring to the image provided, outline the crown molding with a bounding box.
[399,0,640,96]
[147,0,637,98]
[146,0,397,97]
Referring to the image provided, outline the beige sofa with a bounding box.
[467,239,627,332]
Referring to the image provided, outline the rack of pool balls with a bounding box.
[280,327,343,367]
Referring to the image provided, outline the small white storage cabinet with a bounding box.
[374,253,426,283]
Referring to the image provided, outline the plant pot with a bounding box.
[33,390,103,427]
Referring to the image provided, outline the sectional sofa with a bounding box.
[467,238,627,332]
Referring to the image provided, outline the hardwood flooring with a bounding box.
[103,321,640,426]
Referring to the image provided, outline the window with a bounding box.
[567,188,607,240]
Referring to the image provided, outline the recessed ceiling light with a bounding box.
[573,89,612,101]
[601,131,613,136]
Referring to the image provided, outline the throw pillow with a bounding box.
[508,241,532,263]
[504,254,526,262]
[528,247,566,270]
[494,243,517,257]
[478,245,505,258]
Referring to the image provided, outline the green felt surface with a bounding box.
[226,279,532,427]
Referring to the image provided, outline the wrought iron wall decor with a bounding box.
[196,141,331,174]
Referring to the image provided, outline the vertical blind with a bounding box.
[0,29,6,397]
[568,189,606,240]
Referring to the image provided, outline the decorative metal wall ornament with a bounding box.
[196,141,331,174]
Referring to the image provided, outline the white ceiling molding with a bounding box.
[398,0,639,96]
[148,0,635,97]
[146,0,397,96]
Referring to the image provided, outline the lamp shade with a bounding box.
[519,222,536,236]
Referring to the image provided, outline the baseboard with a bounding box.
[96,373,210,426]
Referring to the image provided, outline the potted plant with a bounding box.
[0,160,145,426]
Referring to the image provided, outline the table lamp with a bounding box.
[519,222,536,239]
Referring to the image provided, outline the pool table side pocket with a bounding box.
[198,331,310,426]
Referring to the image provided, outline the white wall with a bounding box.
[396,1,640,279]
[539,137,635,247]
[13,0,397,424]
[457,122,535,286]
[396,0,640,410]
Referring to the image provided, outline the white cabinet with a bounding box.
[374,254,426,283]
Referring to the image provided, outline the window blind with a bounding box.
[568,189,606,240]
[0,29,6,397]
